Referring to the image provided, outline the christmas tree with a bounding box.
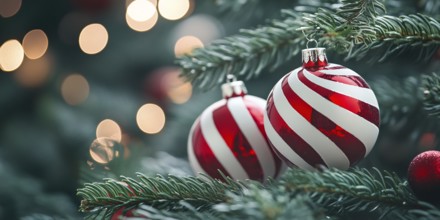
[1,0,440,219]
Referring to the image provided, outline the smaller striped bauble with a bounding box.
[265,48,380,170]
[188,79,284,182]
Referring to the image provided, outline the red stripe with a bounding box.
[212,99,264,182]
[192,120,231,181]
[299,70,380,126]
[242,97,283,178]
[266,89,326,168]
[311,68,370,88]
[282,75,366,165]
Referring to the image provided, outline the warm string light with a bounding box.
[96,119,122,142]
[61,73,90,105]
[0,39,24,72]
[15,54,52,87]
[79,23,108,54]
[174,35,203,57]
[125,7,158,32]
[0,0,22,18]
[158,0,190,20]
[127,0,156,22]
[136,103,166,134]
[22,29,49,60]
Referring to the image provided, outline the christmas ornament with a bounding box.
[265,47,380,170]
[188,76,283,182]
[408,150,440,203]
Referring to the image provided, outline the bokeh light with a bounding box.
[89,138,118,164]
[173,14,223,44]
[79,23,108,54]
[125,6,158,32]
[163,69,192,104]
[96,119,122,142]
[0,0,22,18]
[136,103,166,134]
[0,39,24,72]
[174,35,203,57]
[127,0,156,22]
[15,55,52,87]
[158,0,190,20]
[22,29,49,60]
[61,73,90,105]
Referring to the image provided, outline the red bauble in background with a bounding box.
[408,150,440,203]
[188,78,283,182]
[265,47,380,170]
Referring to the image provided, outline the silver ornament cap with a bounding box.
[221,75,247,98]
[302,47,328,68]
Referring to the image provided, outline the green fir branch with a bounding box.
[78,168,440,219]
[178,12,306,89]
[178,1,440,89]
[422,73,440,117]
[279,168,421,219]
[77,173,245,219]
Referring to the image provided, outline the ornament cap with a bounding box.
[222,75,247,98]
[302,47,328,69]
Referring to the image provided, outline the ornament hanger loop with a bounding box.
[301,29,319,49]
[306,39,319,49]
[226,74,237,83]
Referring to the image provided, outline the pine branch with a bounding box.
[422,72,440,117]
[178,12,306,89]
[349,14,440,61]
[280,168,421,218]
[78,168,440,219]
[370,75,423,128]
[178,2,440,89]
[77,173,245,219]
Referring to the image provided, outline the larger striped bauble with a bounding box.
[188,93,283,182]
[265,48,380,170]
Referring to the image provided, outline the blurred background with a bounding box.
[0,0,439,219]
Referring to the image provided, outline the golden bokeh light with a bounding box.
[22,29,49,60]
[136,103,166,134]
[15,55,52,87]
[125,8,158,32]
[89,138,116,164]
[174,35,203,57]
[126,0,157,7]
[0,0,21,18]
[79,23,108,55]
[96,119,122,143]
[0,39,24,72]
[163,70,192,104]
[158,0,190,20]
[61,74,90,105]
[127,0,156,22]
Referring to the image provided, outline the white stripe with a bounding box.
[303,68,379,108]
[228,96,276,177]
[264,108,315,170]
[200,100,250,180]
[272,77,350,169]
[244,95,267,111]
[319,64,359,76]
[288,69,379,156]
[187,117,208,176]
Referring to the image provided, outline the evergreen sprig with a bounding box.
[178,12,305,89]
[178,1,440,89]
[78,168,440,219]
[422,73,440,117]
[77,173,245,219]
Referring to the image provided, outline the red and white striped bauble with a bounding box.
[188,79,283,182]
[265,48,380,170]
